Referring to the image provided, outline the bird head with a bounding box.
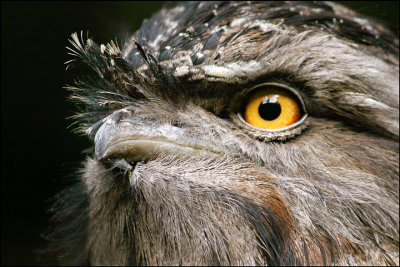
[49,2,399,265]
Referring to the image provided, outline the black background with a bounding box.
[1,1,398,266]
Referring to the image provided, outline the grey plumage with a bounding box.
[46,1,399,265]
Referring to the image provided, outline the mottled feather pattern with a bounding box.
[45,1,399,265]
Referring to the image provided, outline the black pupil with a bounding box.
[258,97,281,121]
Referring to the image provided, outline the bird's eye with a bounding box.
[242,83,306,130]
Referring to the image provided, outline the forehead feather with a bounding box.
[123,1,398,69]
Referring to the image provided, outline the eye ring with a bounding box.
[237,82,308,132]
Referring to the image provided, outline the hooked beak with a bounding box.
[94,113,223,163]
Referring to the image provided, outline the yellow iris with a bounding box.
[244,87,301,129]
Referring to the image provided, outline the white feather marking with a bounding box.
[230,17,247,27]
[175,65,190,77]
[341,92,393,110]
[100,44,106,54]
[202,65,234,78]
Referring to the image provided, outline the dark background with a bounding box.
[1,1,398,266]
